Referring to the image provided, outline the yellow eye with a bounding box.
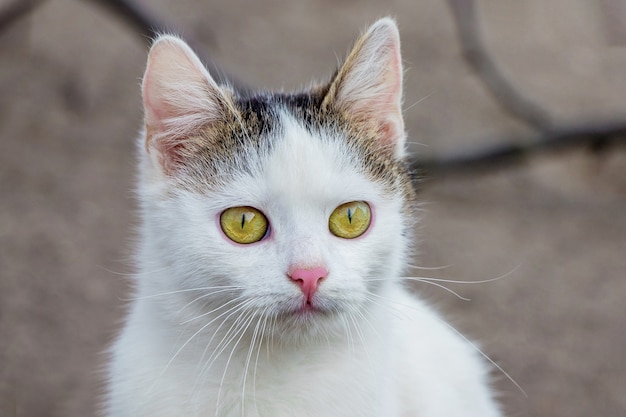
[220,206,268,244]
[329,201,371,239]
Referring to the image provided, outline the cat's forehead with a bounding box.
[202,107,377,208]
[178,91,414,205]
[262,111,375,204]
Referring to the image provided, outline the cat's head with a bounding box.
[137,18,417,341]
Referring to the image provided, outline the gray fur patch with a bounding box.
[174,88,416,216]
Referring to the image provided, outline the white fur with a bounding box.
[106,114,500,417]
[105,18,502,417]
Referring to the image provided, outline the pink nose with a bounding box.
[289,267,328,302]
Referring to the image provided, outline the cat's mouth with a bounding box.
[283,296,336,319]
[260,292,343,323]
[295,300,322,315]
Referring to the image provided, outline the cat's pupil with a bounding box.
[241,214,246,229]
[347,208,352,224]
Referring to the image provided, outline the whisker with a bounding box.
[352,305,378,337]
[181,295,247,325]
[363,292,413,322]
[176,288,244,315]
[406,263,452,271]
[252,310,271,417]
[365,278,471,301]
[444,325,528,398]
[122,285,242,302]
[190,299,256,400]
[402,91,435,114]
[201,307,253,406]
[216,310,257,414]
[363,291,527,397]
[96,264,140,277]
[153,297,250,394]
[358,307,383,379]
[96,263,181,278]
[400,277,471,301]
[197,299,257,376]
[339,309,356,356]
[346,310,365,348]
[407,265,521,285]
[241,307,267,417]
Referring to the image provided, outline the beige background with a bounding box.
[1,0,625,416]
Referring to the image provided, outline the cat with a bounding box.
[104,18,502,417]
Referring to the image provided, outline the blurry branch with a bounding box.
[89,0,165,40]
[0,0,46,30]
[2,0,625,178]
[446,0,553,131]
[89,0,252,94]
[413,121,626,176]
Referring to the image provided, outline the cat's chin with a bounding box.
[272,306,348,341]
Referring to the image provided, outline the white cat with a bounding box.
[105,18,502,417]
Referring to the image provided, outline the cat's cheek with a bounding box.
[213,212,274,247]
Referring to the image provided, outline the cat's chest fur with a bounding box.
[110,286,495,417]
[115,294,392,417]
[104,18,502,417]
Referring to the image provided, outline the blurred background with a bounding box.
[1,0,625,416]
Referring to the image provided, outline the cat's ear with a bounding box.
[141,35,236,174]
[323,18,405,158]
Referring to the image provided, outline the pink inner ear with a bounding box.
[141,36,231,174]
[142,36,224,138]
[334,22,405,154]
[385,41,403,98]
[142,64,165,131]
[359,87,404,151]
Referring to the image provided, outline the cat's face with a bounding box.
[137,19,415,340]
